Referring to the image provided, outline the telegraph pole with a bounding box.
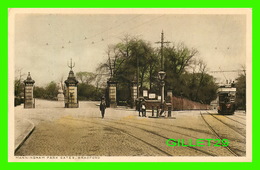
[155,30,171,70]
[156,31,170,114]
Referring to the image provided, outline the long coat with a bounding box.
[100,101,106,111]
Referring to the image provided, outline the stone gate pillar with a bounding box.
[23,72,35,108]
[64,69,79,108]
[131,80,137,108]
[107,79,117,108]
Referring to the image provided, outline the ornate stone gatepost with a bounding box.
[57,82,65,101]
[107,79,117,108]
[24,72,35,108]
[64,59,79,108]
[131,80,137,108]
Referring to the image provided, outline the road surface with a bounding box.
[14,99,247,156]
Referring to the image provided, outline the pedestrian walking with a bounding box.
[100,96,106,119]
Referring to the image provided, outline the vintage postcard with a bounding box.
[8,8,252,162]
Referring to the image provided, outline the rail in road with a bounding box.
[62,116,227,156]
[15,100,246,156]
[206,112,246,138]
[200,111,246,156]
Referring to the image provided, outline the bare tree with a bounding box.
[195,59,207,101]
[165,42,198,77]
[14,68,25,97]
[76,72,97,85]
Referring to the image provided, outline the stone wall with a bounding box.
[171,96,210,110]
[144,96,210,110]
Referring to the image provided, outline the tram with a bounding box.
[217,84,236,114]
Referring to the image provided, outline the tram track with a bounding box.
[105,112,246,143]
[72,110,246,156]
[220,114,246,126]
[105,117,245,143]
[206,111,246,138]
[63,116,217,156]
[63,117,173,156]
[104,118,220,156]
[233,114,246,120]
[200,111,239,156]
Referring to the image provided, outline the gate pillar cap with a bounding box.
[24,72,35,84]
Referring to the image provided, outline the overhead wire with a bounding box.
[42,14,170,51]
[43,14,144,49]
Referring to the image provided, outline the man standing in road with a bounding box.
[100,96,106,119]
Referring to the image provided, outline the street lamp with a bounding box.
[158,71,166,107]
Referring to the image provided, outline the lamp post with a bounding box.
[158,71,166,107]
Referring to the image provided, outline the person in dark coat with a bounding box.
[100,97,106,119]
[138,99,141,117]
[159,103,164,116]
[141,101,146,117]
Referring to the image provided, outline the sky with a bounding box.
[12,9,249,86]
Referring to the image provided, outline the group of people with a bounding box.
[99,97,147,118]
[100,97,167,118]
[99,96,147,119]
[138,100,146,117]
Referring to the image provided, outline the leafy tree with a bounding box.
[76,71,96,84]
[14,79,24,97]
[14,69,25,106]
[97,35,155,102]
[97,36,218,105]
[44,81,59,100]
[34,86,46,99]
[78,83,104,101]
[173,72,217,104]
[235,72,246,110]
[193,73,218,104]
[163,43,198,96]
[147,49,160,90]
[164,43,198,76]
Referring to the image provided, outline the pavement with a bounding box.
[14,99,73,153]
[14,105,35,152]
[13,102,165,152]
